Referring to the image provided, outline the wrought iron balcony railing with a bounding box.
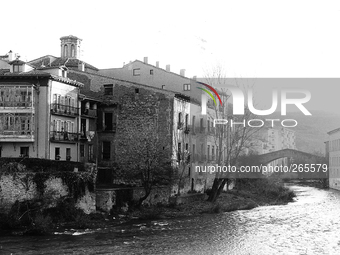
[0,130,34,135]
[81,108,97,117]
[0,101,33,108]
[50,103,79,116]
[50,131,79,142]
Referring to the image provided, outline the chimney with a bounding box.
[193,76,197,81]
[8,50,15,61]
[180,69,186,76]
[144,57,148,64]
[78,62,85,71]
[166,65,170,72]
[156,61,159,68]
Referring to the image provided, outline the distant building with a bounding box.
[98,58,203,102]
[251,127,296,166]
[327,127,340,190]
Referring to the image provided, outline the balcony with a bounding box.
[0,130,34,142]
[50,131,79,143]
[50,103,79,117]
[0,101,33,108]
[81,108,97,118]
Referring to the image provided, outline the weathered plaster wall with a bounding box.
[0,173,95,213]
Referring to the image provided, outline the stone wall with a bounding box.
[0,173,96,213]
[0,161,97,213]
[96,186,171,212]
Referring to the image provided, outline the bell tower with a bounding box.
[60,35,82,59]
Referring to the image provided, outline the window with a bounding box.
[71,45,75,57]
[192,144,196,161]
[66,148,71,161]
[183,84,191,91]
[200,118,203,131]
[207,145,210,161]
[135,88,139,94]
[212,146,215,160]
[64,45,68,56]
[133,68,140,76]
[88,144,94,162]
[80,144,85,157]
[55,147,60,160]
[201,144,204,161]
[104,84,113,95]
[20,147,29,157]
[102,141,111,160]
[185,143,189,150]
[185,114,188,128]
[192,116,195,133]
[207,120,210,132]
[81,118,87,135]
[177,143,181,161]
[104,112,113,131]
[13,65,21,73]
[178,112,182,129]
[162,85,165,89]
[150,69,154,75]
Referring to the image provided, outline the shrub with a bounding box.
[31,214,53,234]
[44,197,86,223]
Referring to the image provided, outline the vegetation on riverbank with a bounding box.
[0,178,296,235]
[128,178,296,219]
[0,197,106,236]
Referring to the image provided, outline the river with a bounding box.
[1,184,340,255]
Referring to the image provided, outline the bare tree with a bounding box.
[202,69,262,202]
[129,124,174,207]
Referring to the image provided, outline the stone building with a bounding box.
[327,127,340,190]
[0,35,235,208]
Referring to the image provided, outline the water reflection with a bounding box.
[1,185,340,255]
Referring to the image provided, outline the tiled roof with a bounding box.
[0,69,10,75]
[28,55,98,71]
[0,70,84,87]
[8,59,27,65]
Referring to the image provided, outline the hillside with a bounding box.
[267,111,340,154]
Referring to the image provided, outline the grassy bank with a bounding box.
[129,178,296,219]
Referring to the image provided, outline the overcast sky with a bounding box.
[2,0,340,79]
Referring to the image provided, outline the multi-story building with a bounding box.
[0,35,232,195]
[99,58,202,102]
[327,127,340,190]
[98,57,232,192]
[0,65,83,161]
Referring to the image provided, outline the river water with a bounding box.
[1,185,340,255]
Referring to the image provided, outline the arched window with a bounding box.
[71,44,75,57]
[64,45,68,57]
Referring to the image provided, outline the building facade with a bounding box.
[327,127,340,190]
[0,35,233,196]
[0,67,83,161]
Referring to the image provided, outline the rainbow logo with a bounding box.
[197,82,222,114]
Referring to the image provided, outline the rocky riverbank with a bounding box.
[0,179,296,236]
